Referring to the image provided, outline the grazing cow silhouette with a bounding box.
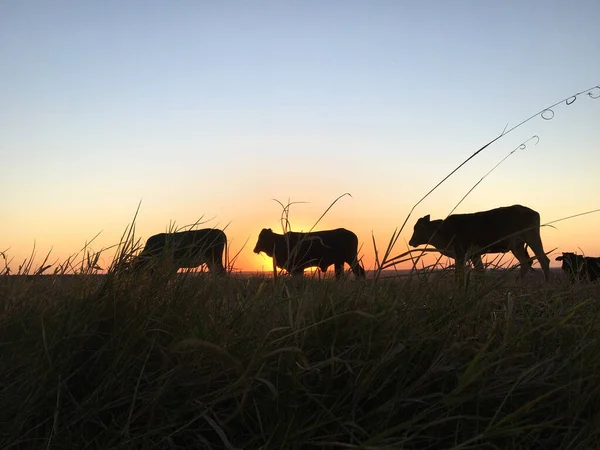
[131,228,227,276]
[408,204,551,281]
[555,252,600,283]
[253,228,365,279]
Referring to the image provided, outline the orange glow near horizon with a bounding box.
[4,169,600,276]
[5,214,600,275]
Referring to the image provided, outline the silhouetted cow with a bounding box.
[408,204,550,281]
[131,228,227,276]
[555,252,600,283]
[253,228,365,279]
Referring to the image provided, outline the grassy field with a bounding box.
[2,263,600,450]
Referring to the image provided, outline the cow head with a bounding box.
[555,252,578,264]
[253,228,276,256]
[555,252,587,282]
[409,214,434,247]
[556,252,581,267]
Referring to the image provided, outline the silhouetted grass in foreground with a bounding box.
[2,264,600,449]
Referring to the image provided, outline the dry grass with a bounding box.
[2,256,600,449]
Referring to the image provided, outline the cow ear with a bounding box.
[423,215,430,222]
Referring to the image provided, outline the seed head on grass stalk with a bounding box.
[0,248,10,275]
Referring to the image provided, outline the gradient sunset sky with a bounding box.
[2,0,599,274]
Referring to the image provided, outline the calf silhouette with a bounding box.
[131,228,227,276]
[409,204,550,281]
[253,228,365,279]
[556,252,600,283]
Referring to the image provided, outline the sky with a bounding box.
[1,0,600,274]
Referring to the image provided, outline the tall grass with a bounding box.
[2,254,600,449]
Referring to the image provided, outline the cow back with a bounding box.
[439,205,539,253]
[274,228,358,270]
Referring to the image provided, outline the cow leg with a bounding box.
[467,255,485,283]
[206,254,226,275]
[133,248,157,274]
[470,255,485,273]
[135,255,156,277]
[213,246,227,275]
[524,234,550,282]
[130,257,145,275]
[335,263,344,280]
[291,268,305,277]
[512,244,533,280]
[206,261,223,275]
[454,256,467,286]
[591,264,600,283]
[146,263,155,277]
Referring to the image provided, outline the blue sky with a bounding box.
[1,0,599,272]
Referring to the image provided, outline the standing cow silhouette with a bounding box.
[409,204,551,281]
[253,227,365,279]
[130,228,227,277]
